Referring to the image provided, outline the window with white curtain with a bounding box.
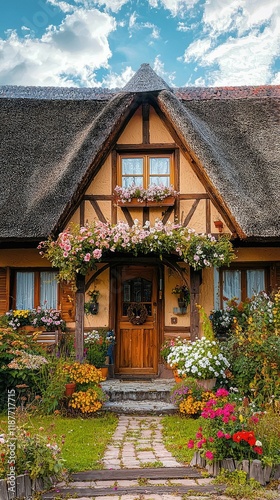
[16,272,34,309]
[217,267,266,307]
[119,154,173,188]
[15,270,58,310]
[40,271,58,308]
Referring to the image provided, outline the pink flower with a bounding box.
[205,450,214,460]
[250,415,259,424]
[208,437,214,443]
[215,388,229,398]
[224,433,231,439]
[196,432,203,439]
[187,439,194,449]
[217,430,224,438]
[84,253,91,262]
[93,249,102,259]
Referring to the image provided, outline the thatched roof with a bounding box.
[0,64,279,243]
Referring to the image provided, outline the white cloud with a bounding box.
[47,0,75,13]
[271,71,280,84]
[74,0,128,13]
[182,0,280,85]
[0,9,116,86]
[129,12,137,29]
[201,25,280,86]
[102,65,134,88]
[153,55,176,85]
[152,0,198,16]
[183,38,212,62]
[203,0,280,35]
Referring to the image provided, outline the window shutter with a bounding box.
[276,265,280,289]
[59,281,75,322]
[0,267,9,315]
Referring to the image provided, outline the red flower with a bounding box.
[253,446,263,455]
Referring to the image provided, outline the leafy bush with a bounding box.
[0,426,65,481]
[170,377,215,417]
[0,327,46,410]
[84,329,115,367]
[187,388,267,463]
[222,290,280,405]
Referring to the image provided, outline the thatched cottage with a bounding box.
[0,64,279,376]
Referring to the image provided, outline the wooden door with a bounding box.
[115,265,158,376]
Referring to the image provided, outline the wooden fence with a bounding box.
[191,451,280,486]
[0,474,54,499]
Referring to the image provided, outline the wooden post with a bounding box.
[75,273,85,361]
[190,268,202,341]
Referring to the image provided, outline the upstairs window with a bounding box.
[119,154,173,188]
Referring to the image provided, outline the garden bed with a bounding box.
[191,451,280,486]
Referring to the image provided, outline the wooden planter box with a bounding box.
[117,196,175,208]
[24,329,59,348]
[0,474,55,499]
[190,451,280,485]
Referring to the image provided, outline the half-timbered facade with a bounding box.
[0,64,279,377]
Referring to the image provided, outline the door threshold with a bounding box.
[114,375,158,381]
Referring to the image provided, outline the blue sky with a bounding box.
[0,0,279,88]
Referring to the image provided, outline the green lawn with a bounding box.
[0,411,201,471]
[162,414,202,464]
[0,412,118,472]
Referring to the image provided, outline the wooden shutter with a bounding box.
[0,267,9,315]
[276,265,280,289]
[59,281,75,322]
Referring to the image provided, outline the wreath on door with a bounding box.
[127,303,148,325]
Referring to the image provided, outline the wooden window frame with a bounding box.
[11,269,59,310]
[117,152,175,188]
[218,263,270,307]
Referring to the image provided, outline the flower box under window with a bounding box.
[116,196,176,208]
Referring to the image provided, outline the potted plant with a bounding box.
[84,329,115,377]
[167,336,230,388]
[84,289,100,315]
[172,284,191,308]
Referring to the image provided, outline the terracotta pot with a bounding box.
[173,370,183,383]
[196,378,216,391]
[22,325,44,332]
[100,366,109,379]
[65,382,76,396]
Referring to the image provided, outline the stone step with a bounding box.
[102,399,177,414]
[42,483,225,498]
[42,468,225,499]
[100,379,176,414]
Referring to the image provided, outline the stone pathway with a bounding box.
[42,415,280,499]
[102,415,182,469]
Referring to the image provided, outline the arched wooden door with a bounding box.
[115,265,158,376]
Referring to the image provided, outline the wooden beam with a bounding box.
[89,200,107,223]
[142,103,150,144]
[75,274,85,361]
[190,268,201,341]
[115,143,178,151]
[120,206,135,226]
[162,206,174,224]
[80,199,85,226]
[206,198,211,234]
[183,198,200,226]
